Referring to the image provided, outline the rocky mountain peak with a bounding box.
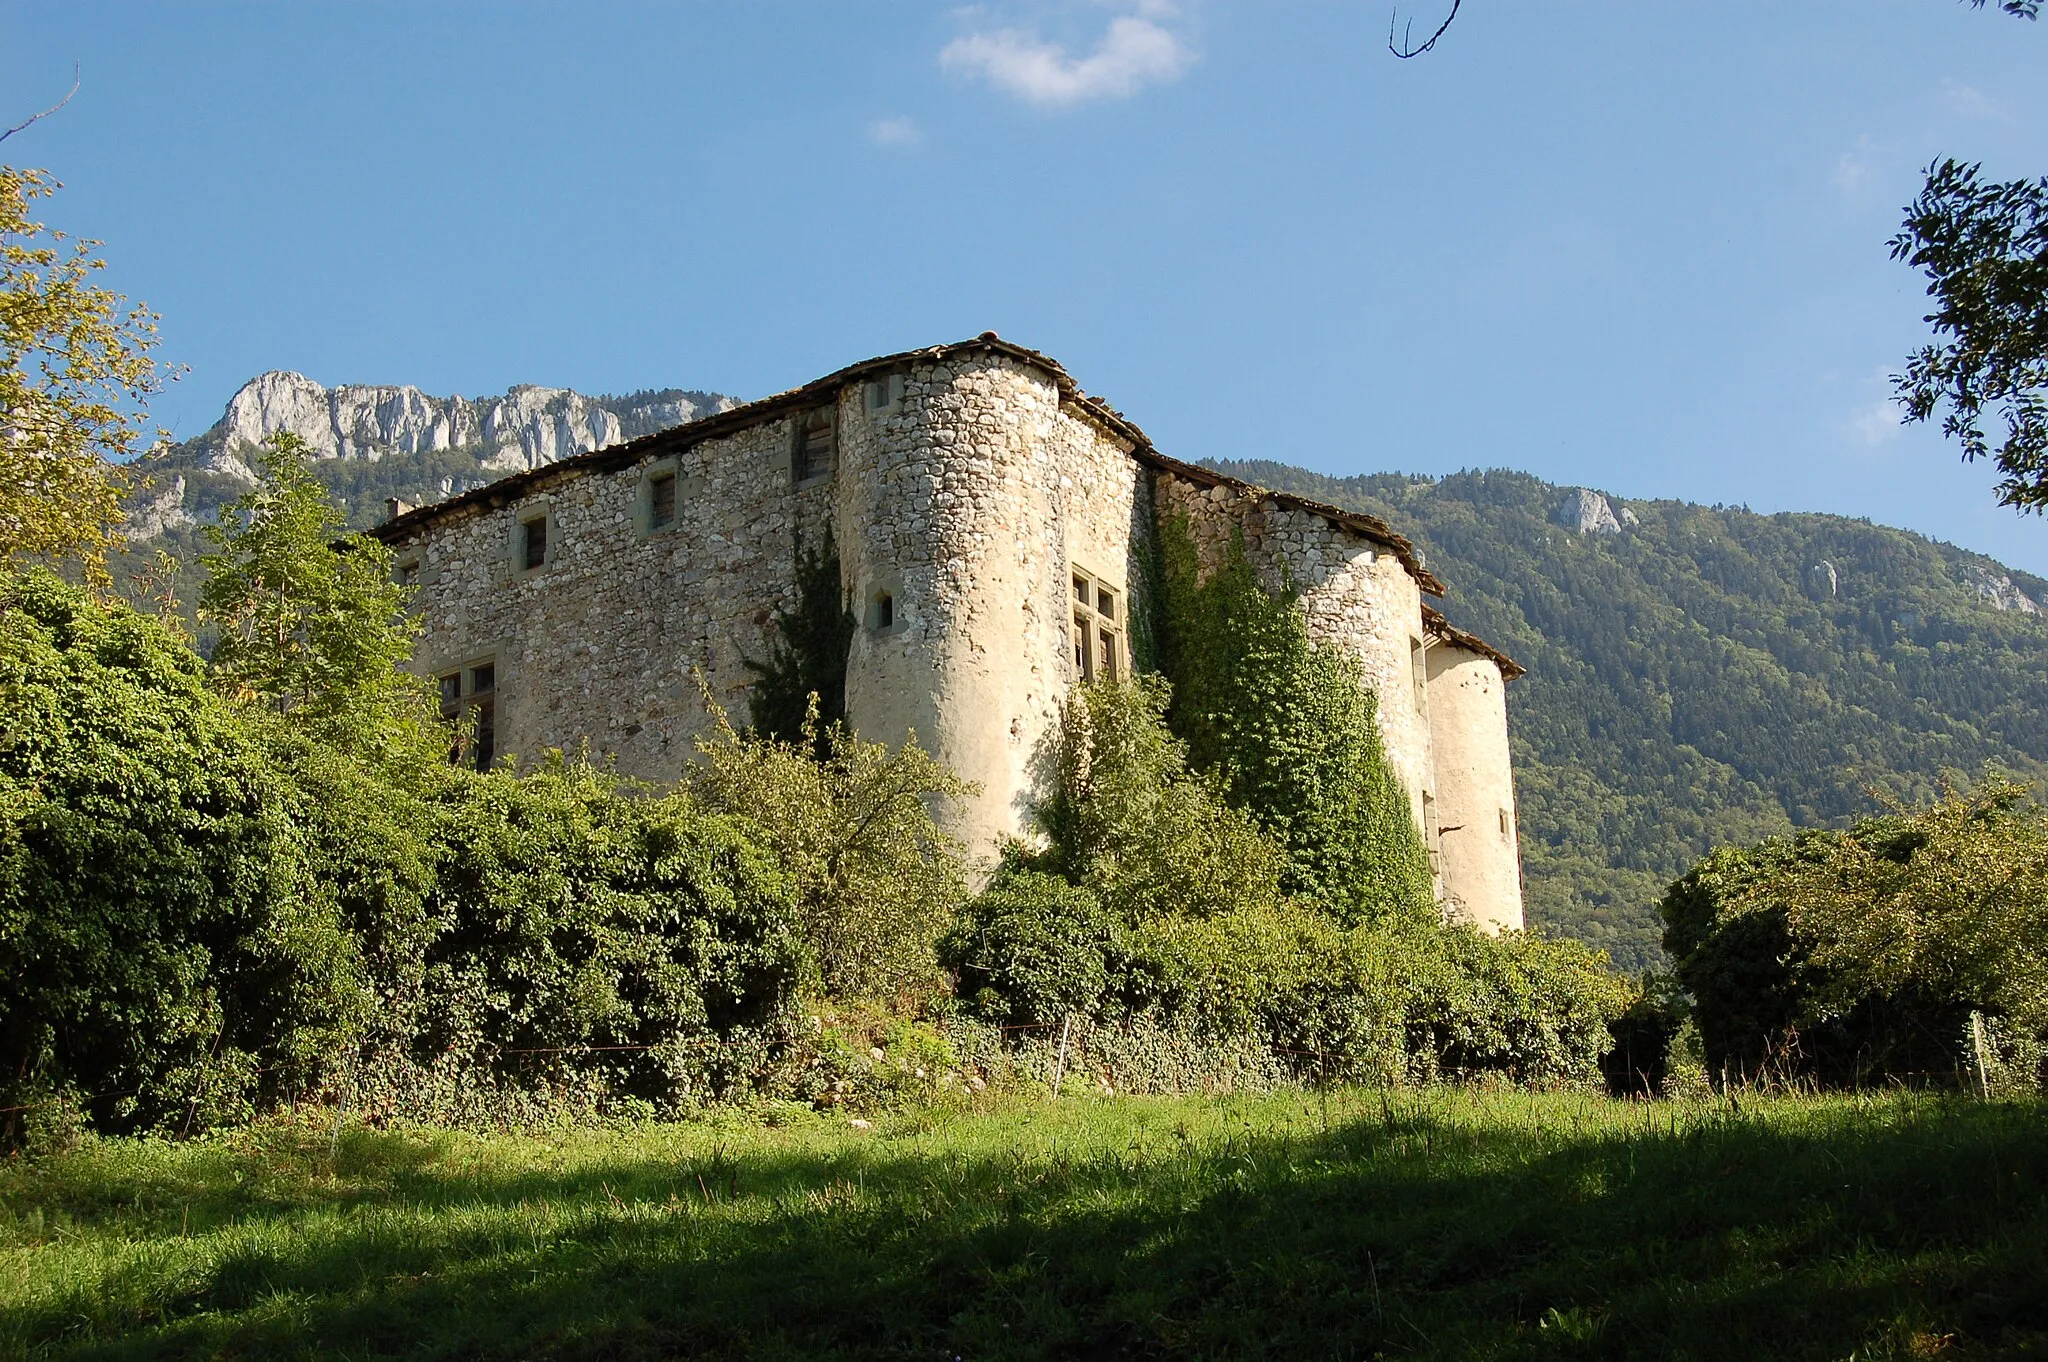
[1554,487,1629,536]
[125,372,741,541]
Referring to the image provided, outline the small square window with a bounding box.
[469,663,495,694]
[521,517,548,570]
[1074,575,1088,603]
[649,472,677,529]
[397,559,420,588]
[1096,587,1115,620]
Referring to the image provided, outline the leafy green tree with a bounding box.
[1157,513,1435,922]
[1893,160,2048,513]
[0,571,371,1139]
[199,432,438,762]
[0,167,171,585]
[1033,675,1287,922]
[1769,775,2048,1035]
[690,691,971,1003]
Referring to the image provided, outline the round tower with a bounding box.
[1424,638,1525,933]
[835,348,1069,870]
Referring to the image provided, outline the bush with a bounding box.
[1032,676,1286,922]
[1662,779,2048,1089]
[943,871,1122,1028]
[689,694,970,1005]
[402,762,808,1115]
[0,572,370,1137]
[1405,925,1633,1086]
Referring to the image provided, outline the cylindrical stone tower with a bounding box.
[1424,639,1525,932]
[836,349,1070,870]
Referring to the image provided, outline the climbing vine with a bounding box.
[1155,509,1435,923]
[745,526,856,755]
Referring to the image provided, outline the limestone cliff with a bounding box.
[124,372,738,538]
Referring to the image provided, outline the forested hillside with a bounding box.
[1209,461,2048,971]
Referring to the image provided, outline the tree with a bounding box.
[1892,160,2048,514]
[0,166,170,585]
[199,432,437,761]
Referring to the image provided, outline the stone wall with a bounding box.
[385,410,820,780]
[379,337,1521,922]
[1425,643,1525,932]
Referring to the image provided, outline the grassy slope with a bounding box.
[4,1091,2044,1360]
[1208,462,2048,973]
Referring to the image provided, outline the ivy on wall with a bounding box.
[745,527,856,755]
[1154,509,1435,923]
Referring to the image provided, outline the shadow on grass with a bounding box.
[8,1094,2047,1361]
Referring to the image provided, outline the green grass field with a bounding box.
[2,1089,2044,1360]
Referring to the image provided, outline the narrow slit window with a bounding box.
[649,471,677,529]
[1499,808,1512,838]
[522,517,548,570]
[796,407,835,482]
[874,592,894,631]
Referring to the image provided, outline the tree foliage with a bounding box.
[198,432,438,763]
[1032,675,1287,922]
[1661,776,2048,1087]
[0,167,170,584]
[744,528,856,753]
[1892,158,2048,513]
[0,570,370,1136]
[690,693,971,1004]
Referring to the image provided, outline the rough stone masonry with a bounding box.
[372,334,1528,932]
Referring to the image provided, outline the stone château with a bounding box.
[372,335,1528,931]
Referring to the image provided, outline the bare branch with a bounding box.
[1389,0,1461,58]
[0,61,80,145]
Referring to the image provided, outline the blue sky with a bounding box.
[5,1,2046,573]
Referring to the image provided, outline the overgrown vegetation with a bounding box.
[4,1090,2045,1360]
[951,676,1630,1088]
[1156,512,1436,921]
[1661,775,2048,1091]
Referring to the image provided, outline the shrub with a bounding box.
[690,693,970,1004]
[0,571,370,1137]
[1404,926,1633,1086]
[1662,779,2048,1089]
[944,871,1123,1028]
[407,762,807,1114]
[1033,676,1286,922]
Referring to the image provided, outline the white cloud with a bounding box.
[1833,138,1875,194]
[941,3,1192,109]
[869,116,921,147]
[1851,392,1906,446]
